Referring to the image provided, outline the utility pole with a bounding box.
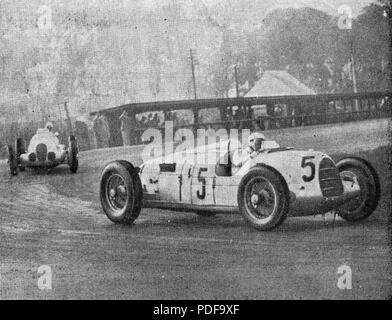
[234,65,240,98]
[348,29,359,111]
[189,49,199,99]
[349,32,357,94]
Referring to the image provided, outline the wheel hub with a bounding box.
[117,185,126,195]
[106,173,128,212]
[245,177,277,220]
[251,194,260,206]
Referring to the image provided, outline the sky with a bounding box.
[141,0,377,17]
[255,0,377,16]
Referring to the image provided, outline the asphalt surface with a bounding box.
[0,118,391,299]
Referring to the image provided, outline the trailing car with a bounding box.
[7,128,79,175]
[99,139,380,231]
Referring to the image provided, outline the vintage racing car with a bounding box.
[99,139,380,230]
[7,128,79,175]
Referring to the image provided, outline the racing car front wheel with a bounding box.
[68,135,78,173]
[7,145,18,176]
[336,157,380,222]
[100,160,143,225]
[238,166,289,231]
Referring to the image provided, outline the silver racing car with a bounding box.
[99,138,380,231]
[7,127,78,175]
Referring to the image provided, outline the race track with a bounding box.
[0,118,391,299]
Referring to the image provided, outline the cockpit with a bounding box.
[214,139,283,177]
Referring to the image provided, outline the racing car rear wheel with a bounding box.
[16,138,25,156]
[238,166,289,231]
[7,145,18,176]
[336,157,380,222]
[16,138,26,171]
[100,160,143,224]
[68,135,78,173]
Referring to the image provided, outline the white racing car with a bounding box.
[7,128,79,175]
[99,138,380,231]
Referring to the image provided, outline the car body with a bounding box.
[7,128,79,175]
[100,139,380,230]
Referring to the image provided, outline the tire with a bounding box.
[7,145,18,176]
[336,157,380,222]
[100,160,143,224]
[238,166,289,231]
[15,138,26,171]
[194,210,216,217]
[16,138,26,156]
[68,136,78,174]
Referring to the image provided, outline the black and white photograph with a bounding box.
[0,0,391,302]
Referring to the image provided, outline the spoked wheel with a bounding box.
[100,161,143,224]
[238,167,289,231]
[68,135,78,173]
[7,145,18,176]
[246,178,277,218]
[336,157,380,222]
[106,174,129,213]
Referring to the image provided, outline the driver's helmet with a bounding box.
[45,122,54,132]
[248,132,266,152]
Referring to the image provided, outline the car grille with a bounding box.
[36,143,48,162]
[319,158,343,198]
[48,152,56,161]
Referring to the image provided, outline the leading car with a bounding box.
[99,138,380,231]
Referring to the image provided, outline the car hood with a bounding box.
[235,148,329,179]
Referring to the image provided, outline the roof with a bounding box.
[246,70,316,97]
[89,91,390,117]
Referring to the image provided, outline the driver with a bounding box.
[45,122,54,132]
[248,132,266,154]
[44,121,60,145]
[231,132,266,174]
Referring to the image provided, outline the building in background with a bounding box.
[245,70,316,128]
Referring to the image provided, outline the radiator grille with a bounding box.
[36,143,48,162]
[319,158,343,197]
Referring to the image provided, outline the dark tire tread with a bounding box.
[7,145,18,176]
[68,137,79,173]
[336,157,380,222]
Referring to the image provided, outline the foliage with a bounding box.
[0,0,390,125]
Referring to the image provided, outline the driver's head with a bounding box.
[45,122,54,132]
[248,132,266,152]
